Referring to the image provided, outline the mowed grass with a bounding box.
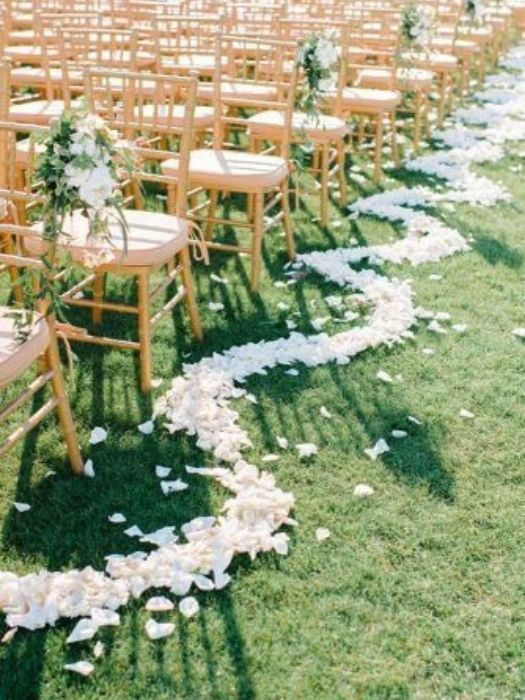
[0,98,524,700]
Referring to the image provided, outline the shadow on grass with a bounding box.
[472,235,524,269]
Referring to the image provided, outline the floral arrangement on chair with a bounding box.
[35,110,135,265]
[400,2,433,50]
[296,32,339,118]
[465,0,486,23]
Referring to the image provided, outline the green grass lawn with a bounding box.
[0,94,524,698]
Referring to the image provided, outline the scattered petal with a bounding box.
[364,439,390,460]
[91,608,120,628]
[376,370,393,383]
[151,378,164,389]
[67,618,98,644]
[89,427,107,445]
[353,483,374,498]
[108,513,126,524]
[138,420,154,435]
[391,430,408,438]
[459,408,475,419]
[284,369,299,376]
[428,273,443,281]
[408,415,422,425]
[315,527,331,541]
[179,597,199,618]
[155,465,171,478]
[262,454,280,462]
[511,327,525,338]
[145,619,175,640]
[320,406,332,419]
[276,436,289,449]
[452,324,467,333]
[145,596,174,612]
[286,320,297,330]
[161,479,189,495]
[1,628,17,644]
[84,460,95,478]
[245,393,258,404]
[210,273,228,285]
[13,502,30,513]
[124,525,143,538]
[93,641,105,659]
[422,347,435,355]
[208,302,225,312]
[64,661,95,677]
[296,443,318,458]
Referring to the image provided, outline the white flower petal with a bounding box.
[179,597,199,618]
[89,427,107,445]
[353,484,374,498]
[64,661,95,676]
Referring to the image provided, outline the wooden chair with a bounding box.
[161,34,297,292]
[0,196,84,474]
[16,74,203,393]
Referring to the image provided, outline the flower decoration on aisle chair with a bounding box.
[26,80,203,392]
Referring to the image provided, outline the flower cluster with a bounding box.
[296,32,339,117]
[400,2,433,48]
[465,0,486,22]
[35,110,133,246]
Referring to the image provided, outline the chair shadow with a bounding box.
[472,235,524,269]
[0,358,257,700]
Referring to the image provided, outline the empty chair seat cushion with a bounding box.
[27,210,189,267]
[336,87,401,112]
[248,110,349,142]
[358,67,433,91]
[0,308,50,388]
[161,149,289,193]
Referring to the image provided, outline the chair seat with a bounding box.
[10,66,83,88]
[358,67,433,91]
[161,149,289,193]
[3,45,59,66]
[248,110,349,143]
[136,104,214,129]
[0,308,49,389]
[404,51,458,71]
[197,80,278,103]
[9,100,66,125]
[87,51,154,69]
[27,210,189,268]
[160,53,223,75]
[8,29,35,44]
[334,87,401,113]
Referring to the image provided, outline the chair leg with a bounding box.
[179,245,203,341]
[413,92,422,152]
[45,330,84,474]
[390,111,400,168]
[320,143,330,228]
[280,181,295,262]
[206,190,218,241]
[137,271,152,392]
[92,272,105,326]
[250,193,264,293]
[373,116,384,183]
[336,141,348,207]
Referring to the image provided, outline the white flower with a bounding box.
[364,439,390,460]
[79,165,117,209]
